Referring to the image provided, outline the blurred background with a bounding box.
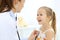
[17,0,60,40]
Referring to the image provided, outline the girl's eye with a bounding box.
[37,14,39,16]
[40,14,43,16]
[37,13,43,16]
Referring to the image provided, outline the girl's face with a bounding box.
[14,0,25,12]
[37,8,49,25]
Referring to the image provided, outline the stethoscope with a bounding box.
[9,10,20,40]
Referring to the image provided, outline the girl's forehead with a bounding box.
[38,8,46,13]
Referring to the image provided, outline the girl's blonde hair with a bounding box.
[39,6,56,39]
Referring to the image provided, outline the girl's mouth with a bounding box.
[38,20,42,22]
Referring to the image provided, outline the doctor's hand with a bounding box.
[28,30,39,40]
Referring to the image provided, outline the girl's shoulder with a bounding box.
[40,27,54,34]
[43,28,54,33]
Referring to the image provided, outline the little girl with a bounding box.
[36,6,56,40]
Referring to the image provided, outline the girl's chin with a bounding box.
[38,22,42,25]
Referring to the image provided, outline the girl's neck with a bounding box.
[41,23,51,32]
[43,23,49,27]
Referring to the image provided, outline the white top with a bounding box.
[0,11,19,40]
[39,28,54,40]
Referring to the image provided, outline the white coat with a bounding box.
[0,10,19,40]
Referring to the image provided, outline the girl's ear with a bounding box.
[48,16,51,21]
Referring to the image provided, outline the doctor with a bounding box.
[0,0,25,40]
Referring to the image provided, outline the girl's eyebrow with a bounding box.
[19,0,20,1]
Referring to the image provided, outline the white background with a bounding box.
[18,0,60,40]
